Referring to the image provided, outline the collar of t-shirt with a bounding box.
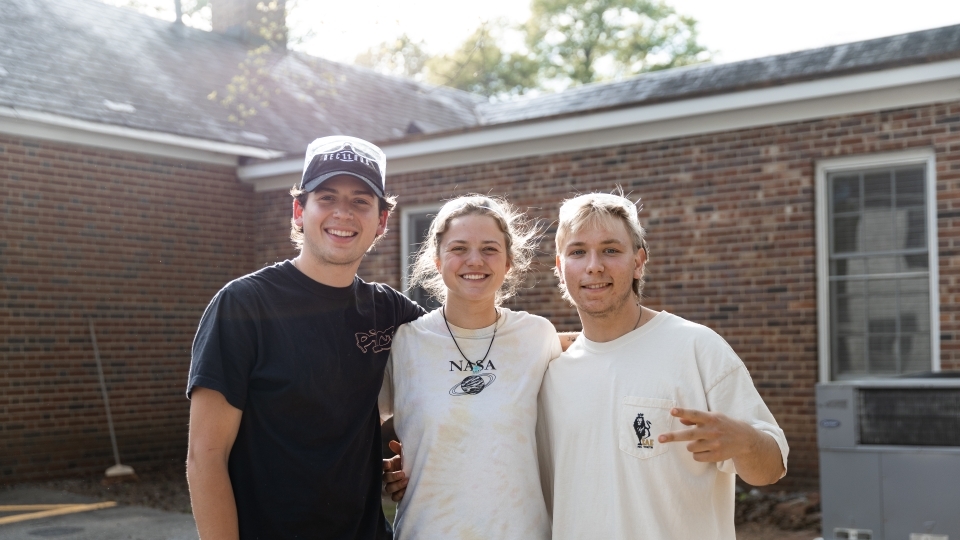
[576,310,668,354]
[282,260,359,301]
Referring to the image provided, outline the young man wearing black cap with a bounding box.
[186,136,424,540]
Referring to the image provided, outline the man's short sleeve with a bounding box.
[187,286,258,410]
[705,362,789,477]
[395,289,427,326]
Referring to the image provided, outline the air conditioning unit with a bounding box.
[816,376,960,540]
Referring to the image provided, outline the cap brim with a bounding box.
[301,171,385,199]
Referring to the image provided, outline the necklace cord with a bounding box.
[442,306,499,366]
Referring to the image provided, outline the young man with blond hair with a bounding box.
[537,192,788,540]
[186,136,424,540]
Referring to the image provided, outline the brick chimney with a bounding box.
[212,0,287,48]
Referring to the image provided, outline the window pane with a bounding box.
[407,212,441,311]
[895,167,925,208]
[867,279,897,312]
[867,332,898,373]
[826,163,931,378]
[864,171,892,209]
[866,256,898,275]
[903,207,927,251]
[866,280,898,374]
[865,316,897,374]
[896,310,923,375]
[862,209,896,252]
[902,334,931,374]
[832,175,860,213]
[833,216,860,253]
[834,334,866,377]
[832,258,867,277]
[902,252,928,271]
[832,280,865,329]
[900,282,930,335]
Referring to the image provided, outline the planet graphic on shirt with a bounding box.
[449,373,496,396]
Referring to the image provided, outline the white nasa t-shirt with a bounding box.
[380,308,561,540]
[537,311,789,540]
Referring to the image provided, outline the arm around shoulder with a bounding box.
[187,387,243,540]
[557,332,579,352]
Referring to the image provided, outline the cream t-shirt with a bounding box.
[537,311,789,540]
[380,308,562,540]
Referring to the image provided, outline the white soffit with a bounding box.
[0,106,285,166]
[244,57,960,192]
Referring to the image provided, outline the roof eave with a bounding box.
[0,106,287,165]
[241,56,960,191]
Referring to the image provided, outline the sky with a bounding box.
[292,0,960,64]
[109,0,960,65]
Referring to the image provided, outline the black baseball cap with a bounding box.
[300,136,387,198]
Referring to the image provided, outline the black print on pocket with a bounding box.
[449,374,496,396]
[633,413,654,449]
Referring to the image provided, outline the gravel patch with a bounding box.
[2,461,192,515]
[736,485,821,531]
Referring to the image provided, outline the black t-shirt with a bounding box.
[187,261,425,540]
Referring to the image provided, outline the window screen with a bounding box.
[828,166,931,378]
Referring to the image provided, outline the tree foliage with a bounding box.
[208,0,286,125]
[355,35,432,79]
[526,0,708,85]
[423,23,540,98]
[355,0,708,98]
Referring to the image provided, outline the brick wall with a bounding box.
[0,134,256,481]
[255,189,298,267]
[256,100,960,489]
[3,99,958,487]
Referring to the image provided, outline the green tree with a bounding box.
[355,34,431,79]
[208,0,287,125]
[526,0,709,86]
[424,21,540,99]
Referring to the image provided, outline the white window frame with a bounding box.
[400,203,442,294]
[815,148,940,382]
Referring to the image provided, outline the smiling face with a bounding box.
[436,214,511,309]
[293,175,388,269]
[556,215,646,321]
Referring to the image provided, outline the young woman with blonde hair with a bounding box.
[378,195,562,540]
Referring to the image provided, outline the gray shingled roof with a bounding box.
[2,0,959,155]
[476,24,960,126]
[0,0,483,156]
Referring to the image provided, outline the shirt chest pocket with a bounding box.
[618,396,677,460]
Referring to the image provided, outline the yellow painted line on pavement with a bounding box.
[0,501,117,526]
[0,505,77,511]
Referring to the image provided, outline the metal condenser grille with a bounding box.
[858,389,960,446]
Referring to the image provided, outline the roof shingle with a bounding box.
[476,24,960,126]
[0,0,483,155]
[3,0,959,154]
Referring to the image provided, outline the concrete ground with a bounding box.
[0,486,197,540]
[0,483,822,540]
[736,523,822,540]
